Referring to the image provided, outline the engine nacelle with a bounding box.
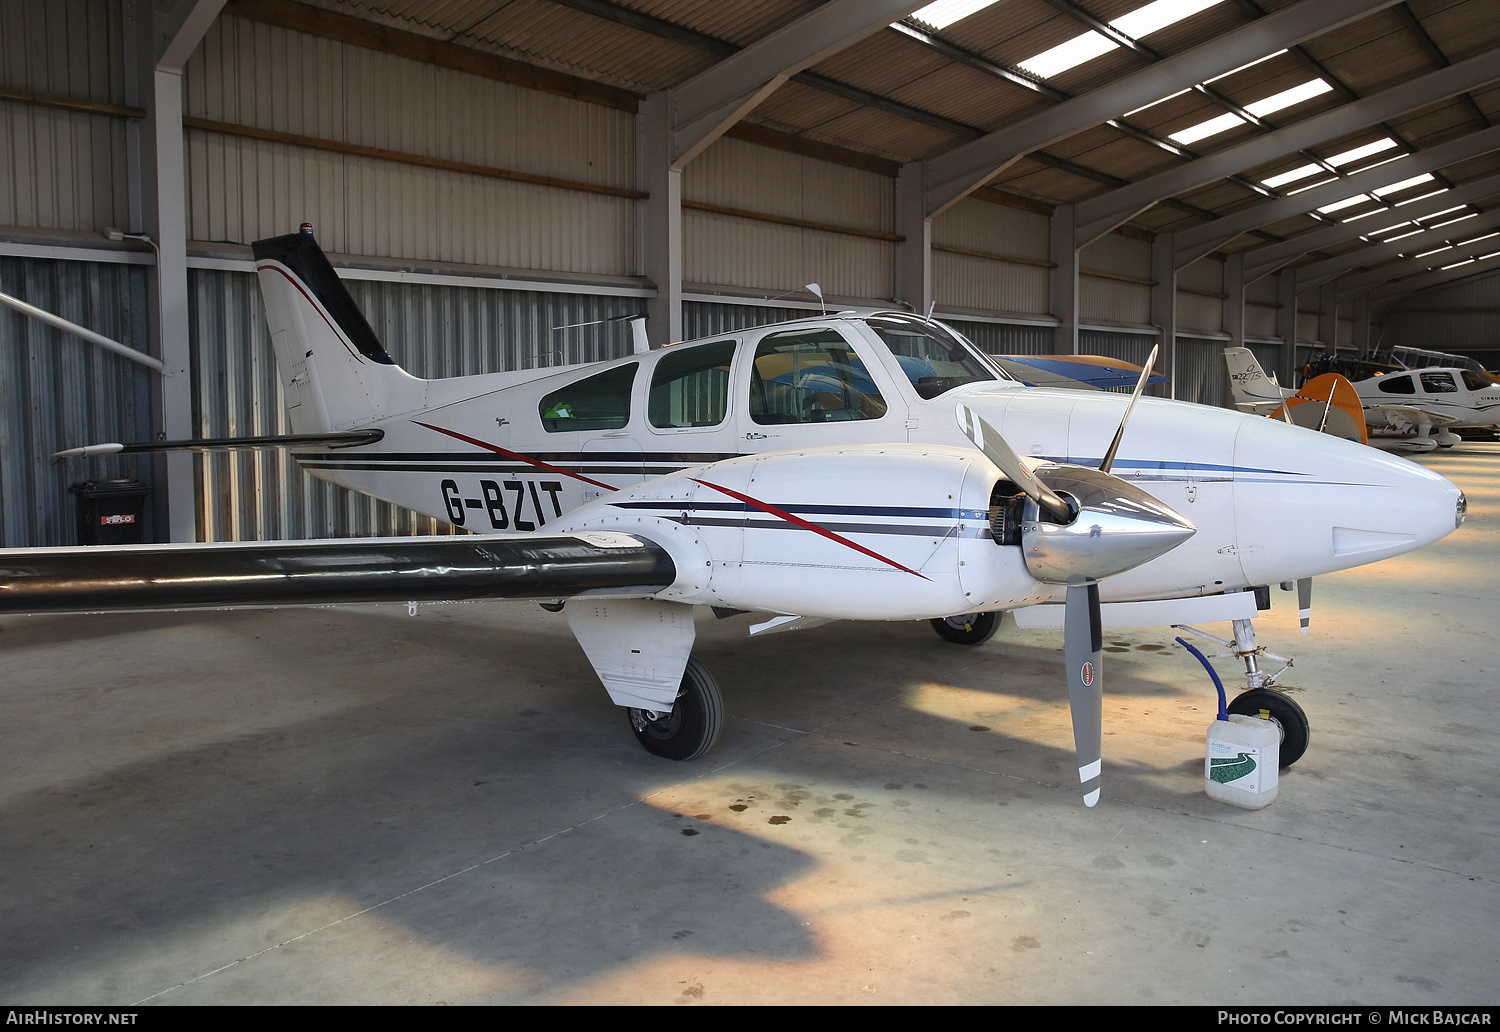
[556,444,1052,621]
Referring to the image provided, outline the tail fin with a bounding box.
[252,225,424,432]
[1223,347,1292,412]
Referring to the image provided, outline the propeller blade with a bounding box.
[1099,344,1159,474]
[956,404,1073,523]
[1064,580,1104,807]
[1297,577,1312,636]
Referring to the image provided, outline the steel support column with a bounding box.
[1152,231,1179,398]
[1276,270,1298,384]
[132,0,225,542]
[1051,205,1079,355]
[1224,252,1246,351]
[895,162,931,316]
[639,95,682,347]
[1319,281,1339,353]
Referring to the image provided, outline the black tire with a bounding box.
[929,611,1001,646]
[1227,688,1310,767]
[627,658,723,761]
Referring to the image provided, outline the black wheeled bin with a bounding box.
[70,479,151,545]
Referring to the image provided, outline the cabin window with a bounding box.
[1462,370,1498,391]
[649,340,736,428]
[749,328,888,424]
[1420,371,1458,393]
[1376,374,1415,395]
[539,363,638,432]
[866,313,999,398]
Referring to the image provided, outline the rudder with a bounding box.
[252,225,424,432]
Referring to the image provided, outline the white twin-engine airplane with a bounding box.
[5,227,1467,808]
[1226,347,1500,453]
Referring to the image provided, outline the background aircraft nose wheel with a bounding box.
[1227,688,1310,767]
[929,611,1001,645]
[627,658,724,761]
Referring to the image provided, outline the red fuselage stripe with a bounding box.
[412,421,617,491]
[691,477,928,579]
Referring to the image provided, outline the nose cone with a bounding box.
[1023,465,1196,582]
[1231,415,1464,584]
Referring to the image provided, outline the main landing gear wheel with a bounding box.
[930,611,1001,646]
[1228,688,1310,767]
[627,658,723,761]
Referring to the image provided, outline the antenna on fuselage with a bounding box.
[767,283,826,314]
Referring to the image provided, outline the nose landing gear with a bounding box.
[1174,617,1310,767]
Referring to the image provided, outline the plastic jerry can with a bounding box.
[1205,714,1280,809]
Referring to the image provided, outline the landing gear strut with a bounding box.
[627,658,723,761]
[1175,617,1310,767]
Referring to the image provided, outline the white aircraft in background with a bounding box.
[7,227,1467,807]
[1226,347,1500,452]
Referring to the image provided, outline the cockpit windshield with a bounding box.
[865,314,1007,399]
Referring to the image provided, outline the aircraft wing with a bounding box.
[1365,405,1463,433]
[0,532,675,615]
[995,354,1167,391]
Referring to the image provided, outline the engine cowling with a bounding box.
[556,444,1052,621]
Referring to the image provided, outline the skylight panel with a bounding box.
[1428,211,1478,229]
[1168,112,1247,146]
[1395,188,1448,206]
[1287,176,1339,195]
[1384,228,1425,241]
[1317,194,1372,214]
[1203,50,1286,85]
[1420,206,1468,222]
[1018,0,1225,81]
[1440,258,1475,269]
[909,0,1001,31]
[1328,139,1399,167]
[1124,89,1193,117]
[1261,163,1321,188]
[1018,32,1118,79]
[1366,221,1414,235]
[1456,231,1499,247]
[1112,0,1223,40]
[1374,173,1436,197]
[1414,245,1454,258]
[1244,79,1334,118]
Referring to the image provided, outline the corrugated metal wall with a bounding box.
[184,14,637,274]
[0,255,153,547]
[0,0,131,234]
[1382,269,1500,366]
[931,198,1050,315]
[683,301,811,339]
[950,320,1053,355]
[683,136,894,299]
[1174,337,1232,407]
[189,269,644,541]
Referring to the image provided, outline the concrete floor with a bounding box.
[1,445,1496,1006]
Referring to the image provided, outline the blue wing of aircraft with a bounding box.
[997,355,1168,390]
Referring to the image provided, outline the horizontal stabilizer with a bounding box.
[0,532,673,615]
[54,430,384,458]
